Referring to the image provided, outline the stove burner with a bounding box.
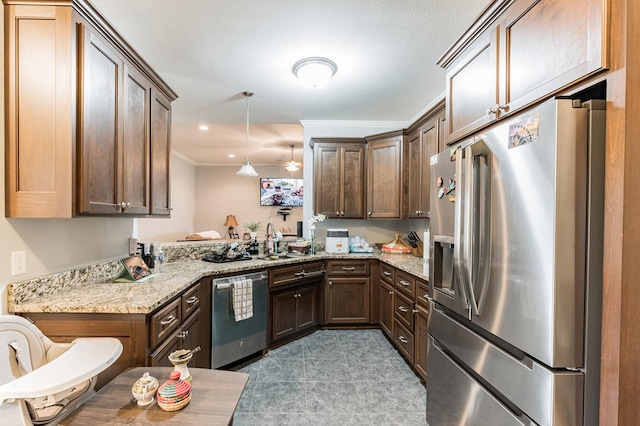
[202,254,252,263]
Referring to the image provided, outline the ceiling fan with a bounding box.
[283,144,302,172]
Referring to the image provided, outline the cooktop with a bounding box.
[202,254,252,263]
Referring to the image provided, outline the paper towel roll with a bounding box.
[423,229,430,260]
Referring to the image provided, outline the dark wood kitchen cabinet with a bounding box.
[324,260,371,324]
[271,284,318,342]
[269,262,325,344]
[77,23,152,215]
[405,103,445,219]
[378,263,395,338]
[310,138,366,219]
[414,298,430,382]
[366,131,404,219]
[3,0,177,218]
[18,280,210,390]
[150,89,172,216]
[438,0,608,144]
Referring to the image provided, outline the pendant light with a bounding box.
[284,144,300,172]
[236,91,258,177]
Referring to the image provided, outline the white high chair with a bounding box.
[0,315,122,425]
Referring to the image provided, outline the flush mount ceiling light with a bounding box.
[292,57,337,88]
[284,144,301,172]
[236,91,258,177]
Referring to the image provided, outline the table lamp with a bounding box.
[224,215,239,239]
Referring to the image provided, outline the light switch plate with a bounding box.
[11,251,26,276]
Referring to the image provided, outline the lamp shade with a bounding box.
[236,162,258,177]
[224,215,239,227]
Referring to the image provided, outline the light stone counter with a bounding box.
[8,250,427,315]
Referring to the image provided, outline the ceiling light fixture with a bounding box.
[284,144,301,172]
[198,124,209,131]
[236,91,258,177]
[292,57,337,89]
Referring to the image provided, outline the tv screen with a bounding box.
[260,178,304,207]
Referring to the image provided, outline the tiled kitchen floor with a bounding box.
[232,329,428,425]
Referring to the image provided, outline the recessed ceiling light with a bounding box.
[228,154,236,158]
[198,124,209,131]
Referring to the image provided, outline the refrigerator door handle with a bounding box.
[469,147,492,316]
[454,145,471,314]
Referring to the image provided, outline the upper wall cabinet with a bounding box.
[438,0,608,144]
[3,0,177,218]
[366,131,404,219]
[405,103,445,219]
[311,138,366,219]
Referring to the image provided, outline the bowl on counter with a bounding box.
[287,241,311,255]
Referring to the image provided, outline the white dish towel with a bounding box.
[232,278,253,321]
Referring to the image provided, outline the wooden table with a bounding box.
[62,367,249,425]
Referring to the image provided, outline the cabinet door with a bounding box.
[367,136,403,219]
[313,144,341,217]
[271,290,298,341]
[406,130,422,219]
[379,280,394,338]
[325,277,370,324]
[421,115,441,217]
[499,0,607,114]
[445,28,499,144]
[121,64,150,215]
[341,144,365,218]
[77,24,124,214]
[150,89,172,216]
[179,308,208,368]
[296,285,318,331]
[414,304,429,382]
[4,4,73,218]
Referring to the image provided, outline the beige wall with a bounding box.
[136,153,197,243]
[195,165,303,239]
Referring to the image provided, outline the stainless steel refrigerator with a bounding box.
[426,98,605,426]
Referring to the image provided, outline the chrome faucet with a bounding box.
[265,222,275,255]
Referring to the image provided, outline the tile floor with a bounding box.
[232,329,428,425]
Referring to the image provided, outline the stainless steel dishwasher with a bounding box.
[211,271,268,368]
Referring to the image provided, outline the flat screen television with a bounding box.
[260,178,304,207]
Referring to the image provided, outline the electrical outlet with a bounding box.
[129,237,139,255]
[11,251,26,276]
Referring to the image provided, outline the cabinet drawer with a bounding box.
[394,320,415,364]
[394,290,415,331]
[150,298,181,349]
[395,270,416,299]
[416,279,429,308]
[380,263,395,284]
[181,282,201,319]
[326,260,370,276]
[270,261,325,288]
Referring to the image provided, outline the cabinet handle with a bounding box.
[382,271,392,277]
[399,336,408,344]
[186,296,198,305]
[497,104,507,112]
[398,306,408,313]
[413,309,419,314]
[303,270,326,278]
[368,211,372,217]
[178,330,189,339]
[125,202,131,208]
[329,281,333,286]
[486,107,497,116]
[389,291,394,295]
[423,294,429,299]
[160,315,176,327]
[342,267,356,271]
[294,271,305,278]
[336,211,340,216]
[399,280,410,287]
[340,211,344,216]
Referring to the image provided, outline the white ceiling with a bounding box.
[90,0,488,166]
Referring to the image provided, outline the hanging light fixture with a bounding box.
[284,144,301,172]
[236,91,258,177]
[292,57,337,88]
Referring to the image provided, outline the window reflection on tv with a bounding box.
[260,178,304,207]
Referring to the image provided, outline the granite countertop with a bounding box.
[8,252,427,315]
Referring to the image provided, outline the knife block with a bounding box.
[412,241,424,258]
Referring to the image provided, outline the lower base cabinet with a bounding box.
[18,280,211,389]
[414,304,429,381]
[379,280,394,337]
[271,283,319,342]
[325,277,370,324]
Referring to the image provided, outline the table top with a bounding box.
[62,367,249,425]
